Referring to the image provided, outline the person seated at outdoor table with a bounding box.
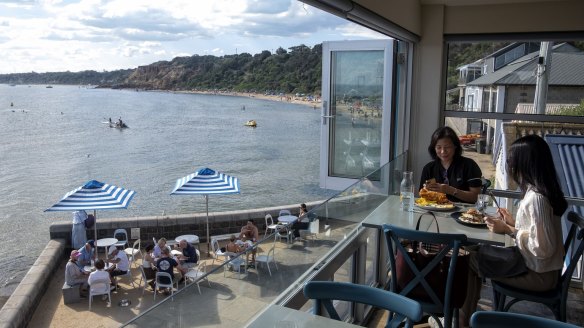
[225,235,242,253]
[76,239,95,269]
[459,135,567,328]
[156,247,186,288]
[419,126,482,204]
[291,203,310,241]
[239,219,258,266]
[65,250,88,296]
[153,237,172,259]
[106,245,130,289]
[141,243,157,289]
[88,259,110,299]
[175,239,198,268]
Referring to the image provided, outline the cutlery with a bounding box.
[488,190,500,211]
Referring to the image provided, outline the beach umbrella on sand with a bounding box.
[171,167,240,253]
[45,180,136,254]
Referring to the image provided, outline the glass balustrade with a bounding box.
[122,152,407,327]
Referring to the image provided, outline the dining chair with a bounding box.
[470,311,580,328]
[153,272,177,301]
[264,214,278,236]
[124,239,141,266]
[255,245,277,277]
[492,211,584,322]
[223,251,246,279]
[210,239,225,266]
[383,223,468,328]
[88,278,111,311]
[303,281,423,328]
[278,209,291,217]
[300,219,320,241]
[113,229,129,248]
[137,266,149,296]
[184,261,211,294]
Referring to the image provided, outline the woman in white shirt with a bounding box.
[88,259,110,285]
[460,135,567,326]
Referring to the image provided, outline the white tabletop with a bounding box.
[175,234,199,244]
[171,250,183,256]
[96,238,118,247]
[83,262,113,273]
[277,215,298,224]
[362,196,507,246]
[246,304,360,328]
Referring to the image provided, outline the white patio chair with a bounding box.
[153,272,177,301]
[124,239,141,266]
[184,261,211,294]
[275,224,292,243]
[89,278,111,311]
[278,209,291,217]
[116,267,136,289]
[137,266,150,296]
[300,219,320,241]
[113,229,129,248]
[264,214,278,236]
[255,245,278,277]
[210,239,225,266]
[223,251,246,279]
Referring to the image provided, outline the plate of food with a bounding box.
[414,188,457,211]
[451,208,487,227]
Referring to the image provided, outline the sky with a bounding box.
[0,0,385,74]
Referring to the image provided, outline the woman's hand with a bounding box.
[497,208,515,226]
[485,216,512,234]
[424,182,449,194]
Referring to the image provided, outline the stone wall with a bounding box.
[49,202,323,248]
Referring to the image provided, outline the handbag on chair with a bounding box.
[394,212,469,308]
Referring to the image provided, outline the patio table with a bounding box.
[362,195,507,246]
[96,237,118,258]
[247,304,360,328]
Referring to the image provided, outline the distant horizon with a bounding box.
[0,0,383,74]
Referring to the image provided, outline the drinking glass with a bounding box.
[476,194,490,214]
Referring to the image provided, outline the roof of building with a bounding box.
[467,44,584,87]
[546,134,584,217]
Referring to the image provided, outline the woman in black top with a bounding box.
[419,127,482,203]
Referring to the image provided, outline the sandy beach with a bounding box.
[175,90,322,109]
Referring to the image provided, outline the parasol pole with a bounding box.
[93,209,98,260]
[205,195,210,255]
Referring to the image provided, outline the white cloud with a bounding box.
[0,0,383,74]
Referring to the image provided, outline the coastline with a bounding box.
[173,89,322,109]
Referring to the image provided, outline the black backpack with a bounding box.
[85,214,95,229]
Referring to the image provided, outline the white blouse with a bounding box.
[514,187,564,273]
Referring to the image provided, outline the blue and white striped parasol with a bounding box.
[45,180,136,249]
[171,168,240,252]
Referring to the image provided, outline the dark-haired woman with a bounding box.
[460,134,567,327]
[419,126,483,203]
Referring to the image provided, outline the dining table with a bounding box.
[175,234,200,252]
[96,237,118,258]
[362,195,508,246]
[246,304,360,328]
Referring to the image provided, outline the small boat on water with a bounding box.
[244,120,257,127]
[110,122,129,129]
[46,85,53,88]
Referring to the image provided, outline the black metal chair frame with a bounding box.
[492,211,584,322]
[303,281,423,328]
[383,223,468,328]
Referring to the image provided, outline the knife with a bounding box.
[488,190,500,210]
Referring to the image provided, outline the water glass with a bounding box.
[476,194,490,213]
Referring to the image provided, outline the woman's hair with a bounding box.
[230,235,236,242]
[300,203,307,210]
[95,259,105,270]
[145,243,154,252]
[507,134,567,216]
[158,237,166,245]
[427,126,463,160]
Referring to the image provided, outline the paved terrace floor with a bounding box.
[28,219,359,328]
[28,220,584,328]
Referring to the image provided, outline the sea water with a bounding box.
[0,85,331,300]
